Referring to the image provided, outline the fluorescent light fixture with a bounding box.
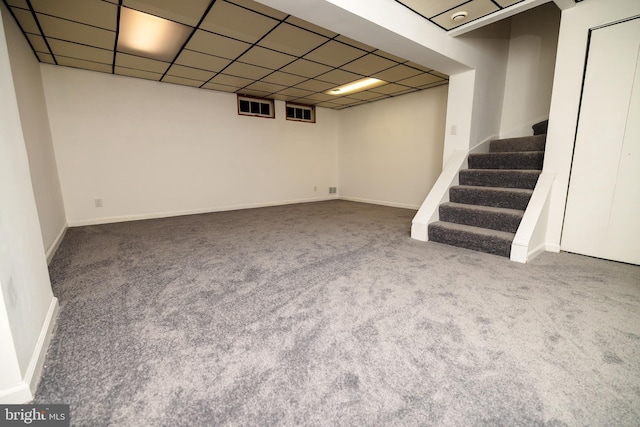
[326,78,386,95]
[117,7,191,62]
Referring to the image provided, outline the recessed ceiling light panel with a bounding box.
[117,7,192,62]
[326,78,386,95]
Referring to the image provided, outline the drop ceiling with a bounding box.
[2,0,451,110]
[395,0,527,31]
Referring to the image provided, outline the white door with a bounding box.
[561,17,640,265]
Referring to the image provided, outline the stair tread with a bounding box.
[463,168,541,173]
[441,202,524,216]
[453,185,533,194]
[430,221,515,240]
[470,151,545,156]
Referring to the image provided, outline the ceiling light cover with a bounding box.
[118,8,192,62]
[451,11,468,22]
[326,78,386,95]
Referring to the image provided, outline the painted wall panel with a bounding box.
[339,86,448,208]
[41,65,340,225]
[3,3,66,255]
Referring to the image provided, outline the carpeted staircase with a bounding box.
[428,121,548,257]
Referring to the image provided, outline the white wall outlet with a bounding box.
[451,125,457,135]
[94,198,103,207]
[314,186,317,192]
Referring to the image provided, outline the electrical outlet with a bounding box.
[94,198,103,208]
[451,125,457,135]
[314,186,317,192]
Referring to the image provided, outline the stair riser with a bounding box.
[490,135,546,153]
[449,187,532,210]
[468,152,544,170]
[439,205,522,233]
[459,171,540,189]
[428,224,511,257]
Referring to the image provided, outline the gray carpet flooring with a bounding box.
[36,200,640,426]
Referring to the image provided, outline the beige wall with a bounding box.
[339,85,448,209]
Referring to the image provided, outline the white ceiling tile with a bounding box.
[262,71,308,87]
[186,30,251,60]
[371,64,422,83]
[227,0,288,20]
[340,54,397,76]
[396,0,464,18]
[162,75,204,87]
[57,56,112,73]
[237,46,296,70]
[201,1,279,44]
[48,39,113,64]
[123,0,210,26]
[304,41,366,68]
[315,69,361,85]
[6,0,29,8]
[115,53,170,73]
[258,23,328,57]
[397,73,445,88]
[294,79,335,92]
[279,59,333,79]
[36,52,55,64]
[202,82,239,93]
[209,73,254,88]
[244,81,287,94]
[166,64,216,81]
[175,50,231,73]
[30,0,117,30]
[115,66,162,81]
[26,34,48,52]
[38,14,115,50]
[223,62,272,80]
[11,8,40,34]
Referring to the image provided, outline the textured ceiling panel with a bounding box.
[4,0,450,110]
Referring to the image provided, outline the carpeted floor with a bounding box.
[36,200,640,426]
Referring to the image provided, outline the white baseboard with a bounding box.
[0,382,32,404]
[546,243,561,253]
[338,196,420,210]
[46,225,67,265]
[25,297,59,397]
[0,297,58,404]
[67,196,339,227]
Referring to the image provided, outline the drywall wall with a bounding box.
[339,85,448,208]
[0,4,57,403]
[41,65,340,225]
[3,3,66,259]
[545,0,640,249]
[500,2,561,138]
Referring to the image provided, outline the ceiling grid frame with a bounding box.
[2,0,451,110]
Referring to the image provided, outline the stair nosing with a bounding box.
[441,202,524,216]
[429,221,515,240]
[452,185,533,194]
